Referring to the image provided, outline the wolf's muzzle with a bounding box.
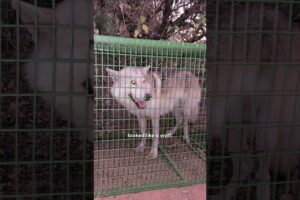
[129,93,139,107]
[128,93,152,109]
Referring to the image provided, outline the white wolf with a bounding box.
[106,66,201,159]
[10,0,93,140]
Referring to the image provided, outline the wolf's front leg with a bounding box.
[150,116,160,159]
[135,117,147,153]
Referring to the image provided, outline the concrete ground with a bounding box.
[96,184,206,200]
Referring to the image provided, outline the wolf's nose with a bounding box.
[145,93,152,101]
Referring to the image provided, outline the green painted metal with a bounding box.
[158,146,183,179]
[97,179,202,197]
[94,35,206,58]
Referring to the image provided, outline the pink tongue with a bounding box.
[137,101,146,109]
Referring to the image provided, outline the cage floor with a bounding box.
[94,137,206,196]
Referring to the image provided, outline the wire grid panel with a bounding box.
[207,1,300,200]
[0,0,93,198]
[94,35,206,196]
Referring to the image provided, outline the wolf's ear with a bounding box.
[11,0,53,35]
[106,68,120,81]
[142,65,151,73]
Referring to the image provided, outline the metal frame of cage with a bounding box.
[94,35,207,196]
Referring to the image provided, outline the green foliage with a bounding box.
[133,16,149,38]
[94,0,206,43]
[94,10,117,35]
[198,13,206,24]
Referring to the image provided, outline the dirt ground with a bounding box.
[96,184,206,200]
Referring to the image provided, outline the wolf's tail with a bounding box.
[185,78,202,123]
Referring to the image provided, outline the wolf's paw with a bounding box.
[135,144,145,153]
[149,148,158,159]
[183,135,190,144]
[166,129,175,136]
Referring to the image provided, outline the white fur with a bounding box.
[107,66,201,159]
[11,0,93,140]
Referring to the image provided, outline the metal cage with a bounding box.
[94,35,206,196]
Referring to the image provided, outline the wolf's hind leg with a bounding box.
[166,108,183,136]
[183,119,190,144]
[135,117,147,153]
[183,105,191,144]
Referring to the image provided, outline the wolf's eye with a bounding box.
[131,80,136,85]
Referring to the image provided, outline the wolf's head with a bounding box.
[106,66,153,109]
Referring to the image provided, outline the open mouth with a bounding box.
[128,94,147,109]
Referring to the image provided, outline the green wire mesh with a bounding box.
[94,35,206,196]
[207,1,300,200]
[1,0,93,198]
